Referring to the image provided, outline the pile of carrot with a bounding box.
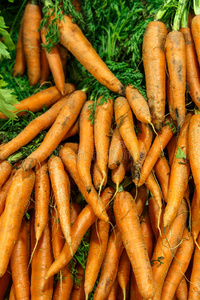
[2,0,200,299]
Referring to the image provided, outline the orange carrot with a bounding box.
[188,233,200,299]
[62,142,79,153]
[137,121,153,167]
[108,127,124,170]
[117,249,131,300]
[130,185,149,217]
[10,219,30,300]
[9,285,16,300]
[114,191,154,299]
[39,46,50,84]
[145,172,163,215]
[111,147,129,190]
[23,2,42,85]
[59,146,108,222]
[167,134,177,166]
[154,155,170,203]
[23,90,86,171]
[93,227,124,300]
[57,43,69,75]
[140,210,154,259]
[148,196,163,241]
[138,116,175,186]
[114,96,140,184]
[165,30,186,129]
[0,83,75,120]
[77,100,94,192]
[94,97,113,188]
[0,161,12,189]
[0,168,35,277]
[125,85,151,124]
[142,21,167,130]
[45,187,114,280]
[167,76,176,121]
[130,270,143,300]
[191,188,200,244]
[41,27,66,95]
[84,215,110,298]
[58,15,124,94]
[191,15,200,67]
[12,17,26,77]
[62,119,79,141]
[92,155,104,190]
[176,277,188,300]
[107,278,119,300]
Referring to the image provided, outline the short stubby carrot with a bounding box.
[165,30,186,129]
[142,21,167,131]
[23,90,86,171]
[45,187,114,280]
[0,84,75,120]
[23,2,42,85]
[0,168,35,277]
[113,191,155,299]
[0,161,12,189]
[59,15,124,95]
[125,85,151,124]
[114,97,140,184]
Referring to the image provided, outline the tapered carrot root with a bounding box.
[176,277,188,300]
[9,285,16,300]
[148,196,164,241]
[117,249,131,300]
[13,17,26,77]
[23,90,86,171]
[165,31,186,129]
[114,191,155,299]
[142,21,167,131]
[45,187,114,280]
[0,161,12,189]
[107,278,119,300]
[92,155,104,190]
[23,3,42,85]
[0,168,35,277]
[59,15,124,95]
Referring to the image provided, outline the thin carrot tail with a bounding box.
[123,288,126,300]
[27,239,38,272]
[98,171,107,198]
[194,239,200,251]
[85,294,89,300]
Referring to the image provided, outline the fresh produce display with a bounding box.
[1,0,200,299]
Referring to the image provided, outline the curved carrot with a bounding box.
[23,90,86,171]
[165,31,186,129]
[111,147,129,190]
[145,172,162,214]
[0,168,35,277]
[12,17,26,77]
[59,15,124,95]
[10,219,30,300]
[137,121,153,167]
[114,96,140,184]
[0,161,12,189]
[154,155,170,203]
[176,277,188,300]
[125,85,151,124]
[45,187,114,280]
[23,2,42,85]
[142,21,167,131]
[117,249,131,300]
[114,191,154,299]
[77,100,94,192]
[41,27,66,95]
[108,127,124,170]
[39,46,50,84]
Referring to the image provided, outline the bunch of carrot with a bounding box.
[2,0,200,299]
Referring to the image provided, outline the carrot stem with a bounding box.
[172,0,187,31]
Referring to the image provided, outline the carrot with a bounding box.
[45,187,114,280]
[111,147,129,191]
[148,196,163,241]
[117,249,131,300]
[31,220,54,299]
[161,227,194,300]
[191,15,200,67]
[41,27,66,95]
[167,134,177,166]
[107,278,119,300]
[48,156,71,246]
[154,155,170,203]
[151,199,188,300]
[39,46,50,84]
[125,85,151,124]
[84,215,110,298]
[140,210,154,259]
[92,155,104,190]
[130,185,149,217]
[77,100,94,192]
[62,142,79,153]
[57,43,69,75]
[137,121,153,167]
[23,90,86,171]
[9,285,16,300]
[23,2,42,86]
[191,189,200,245]
[10,219,30,300]
[165,30,186,129]
[93,227,124,300]
[108,127,124,170]
[71,263,85,300]
[175,277,188,300]
[12,16,26,77]
[35,160,50,243]
[114,96,140,184]
[0,83,75,120]
[0,161,12,189]
[0,95,75,162]
[138,116,175,186]
[0,168,35,277]
[113,191,154,299]
[167,76,176,121]
[59,146,108,222]
[58,15,124,94]
[180,26,200,109]
[145,172,163,218]
[188,233,200,299]
[142,21,167,131]
[0,267,11,300]
[94,97,113,188]
[164,113,192,228]
[130,270,143,300]
[62,119,79,141]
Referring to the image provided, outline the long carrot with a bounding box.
[140,210,154,260]
[23,90,86,171]
[10,219,30,300]
[148,196,163,241]
[113,191,155,299]
[111,147,129,190]
[45,187,114,280]
[58,15,124,95]
[23,2,42,85]
[0,168,35,277]
[142,21,167,131]
[9,285,16,300]
[0,83,75,120]
[167,134,177,166]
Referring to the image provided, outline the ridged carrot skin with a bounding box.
[59,15,124,95]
